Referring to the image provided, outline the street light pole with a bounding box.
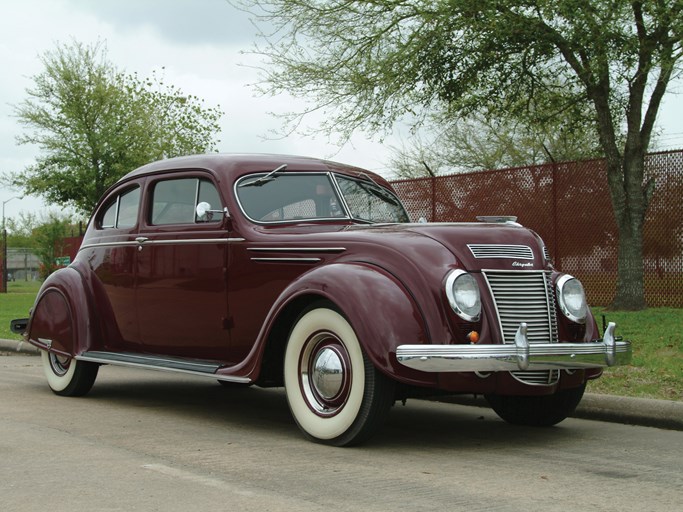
[2,196,20,293]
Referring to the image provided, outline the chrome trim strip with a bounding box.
[80,241,140,250]
[80,238,246,251]
[396,322,632,372]
[76,354,251,384]
[141,238,244,246]
[247,247,346,253]
[250,257,321,263]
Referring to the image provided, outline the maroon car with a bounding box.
[13,154,631,445]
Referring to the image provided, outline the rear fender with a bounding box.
[28,267,96,357]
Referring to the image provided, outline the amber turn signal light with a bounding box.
[467,331,480,343]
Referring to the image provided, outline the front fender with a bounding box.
[27,266,97,357]
[264,262,437,387]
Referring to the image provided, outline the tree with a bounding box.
[389,111,605,178]
[5,212,83,279]
[237,0,682,310]
[8,41,223,215]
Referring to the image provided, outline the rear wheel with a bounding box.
[485,383,586,427]
[41,350,99,397]
[284,304,395,446]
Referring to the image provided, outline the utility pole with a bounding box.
[2,196,21,293]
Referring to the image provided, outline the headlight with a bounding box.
[556,274,587,324]
[445,270,481,322]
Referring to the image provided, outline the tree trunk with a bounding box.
[608,155,651,310]
[611,218,646,310]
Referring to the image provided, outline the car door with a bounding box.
[135,173,231,360]
[88,184,143,350]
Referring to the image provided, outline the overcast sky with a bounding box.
[1,0,682,222]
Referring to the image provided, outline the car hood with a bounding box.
[343,222,548,271]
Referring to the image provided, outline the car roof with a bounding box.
[119,153,390,187]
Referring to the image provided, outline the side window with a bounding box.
[196,179,222,223]
[151,178,222,225]
[117,188,140,228]
[98,186,140,229]
[101,199,117,229]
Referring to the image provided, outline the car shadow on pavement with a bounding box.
[84,374,578,450]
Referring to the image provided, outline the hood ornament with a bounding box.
[476,216,522,226]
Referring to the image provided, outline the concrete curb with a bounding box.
[2,338,681,431]
[0,338,39,355]
[434,392,683,432]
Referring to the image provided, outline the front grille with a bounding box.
[468,244,534,260]
[483,270,559,385]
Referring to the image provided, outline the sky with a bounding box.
[1,0,683,223]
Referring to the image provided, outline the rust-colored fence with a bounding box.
[392,150,683,307]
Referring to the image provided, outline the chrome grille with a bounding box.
[510,369,560,385]
[483,270,559,385]
[468,244,534,260]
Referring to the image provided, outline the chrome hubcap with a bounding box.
[312,347,344,400]
[300,332,351,416]
[49,353,71,376]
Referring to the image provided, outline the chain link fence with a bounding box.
[392,150,683,307]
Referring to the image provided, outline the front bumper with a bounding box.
[396,322,631,373]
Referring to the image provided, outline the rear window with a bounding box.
[99,187,140,229]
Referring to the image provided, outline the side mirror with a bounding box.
[196,202,229,222]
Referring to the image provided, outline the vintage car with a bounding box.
[12,154,631,445]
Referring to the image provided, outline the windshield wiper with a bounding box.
[239,164,288,187]
[357,171,378,186]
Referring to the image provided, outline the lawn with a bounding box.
[0,280,41,340]
[1,282,681,401]
[588,307,683,401]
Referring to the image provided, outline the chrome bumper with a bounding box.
[396,322,632,373]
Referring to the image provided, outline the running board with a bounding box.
[77,351,251,384]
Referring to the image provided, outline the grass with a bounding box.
[0,280,41,340]
[588,307,683,401]
[1,282,681,401]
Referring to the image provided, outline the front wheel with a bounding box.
[41,350,99,397]
[485,383,586,427]
[284,304,395,446]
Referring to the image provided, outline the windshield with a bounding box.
[236,173,347,222]
[235,172,409,224]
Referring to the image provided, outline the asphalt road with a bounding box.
[2,354,682,512]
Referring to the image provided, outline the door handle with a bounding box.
[135,237,148,243]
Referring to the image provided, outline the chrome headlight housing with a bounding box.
[445,270,481,322]
[556,274,587,324]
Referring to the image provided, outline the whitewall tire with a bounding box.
[284,304,394,446]
[41,350,99,397]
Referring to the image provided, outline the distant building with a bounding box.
[6,248,41,281]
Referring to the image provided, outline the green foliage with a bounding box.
[4,213,40,249]
[8,41,224,215]
[389,112,605,178]
[32,214,73,279]
[5,212,83,278]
